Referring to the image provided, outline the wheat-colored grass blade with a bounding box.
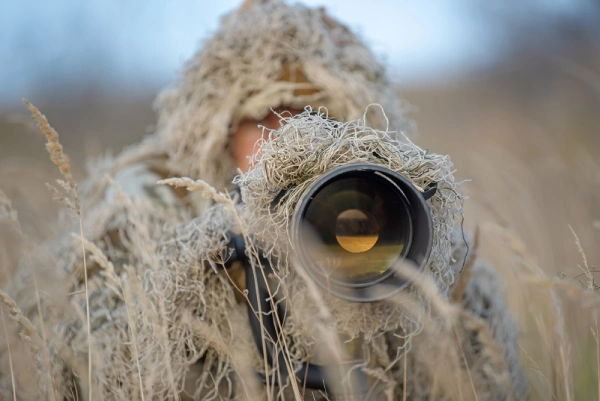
[1,305,17,401]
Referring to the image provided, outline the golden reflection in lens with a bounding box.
[335,209,379,253]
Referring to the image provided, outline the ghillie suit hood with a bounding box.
[152,0,411,190]
[66,0,414,218]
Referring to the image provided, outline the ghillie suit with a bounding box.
[0,1,528,400]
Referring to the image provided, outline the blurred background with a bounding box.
[1,0,599,281]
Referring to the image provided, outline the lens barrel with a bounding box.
[292,164,433,302]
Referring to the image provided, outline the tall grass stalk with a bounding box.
[1,306,16,401]
[24,100,93,401]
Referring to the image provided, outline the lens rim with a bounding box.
[292,163,434,302]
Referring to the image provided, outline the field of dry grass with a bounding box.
[0,50,599,399]
[408,52,600,400]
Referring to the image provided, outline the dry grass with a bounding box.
[1,305,16,401]
[0,57,599,399]
[21,100,91,401]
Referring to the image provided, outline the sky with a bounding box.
[0,0,594,108]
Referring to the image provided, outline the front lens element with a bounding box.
[300,175,412,283]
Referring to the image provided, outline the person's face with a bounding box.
[230,107,302,171]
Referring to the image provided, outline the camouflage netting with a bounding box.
[235,108,459,295]
[0,1,529,400]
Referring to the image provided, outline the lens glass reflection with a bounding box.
[300,174,412,283]
[335,209,379,253]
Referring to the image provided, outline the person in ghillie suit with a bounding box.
[1,1,529,400]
